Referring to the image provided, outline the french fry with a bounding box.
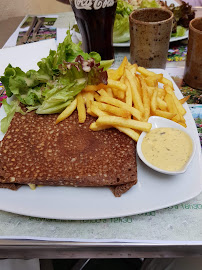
[96,116,152,132]
[137,66,154,77]
[178,122,187,128]
[164,93,181,122]
[155,109,176,120]
[116,126,140,142]
[118,90,125,100]
[179,95,190,104]
[94,94,142,120]
[125,77,133,107]
[77,93,86,123]
[161,78,173,89]
[56,98,77,124]
[144,74,163,87]
[157,97,167,111]
[107,79,127,92]
[180,115,186,124]
[137,66,173,88]
[127,63,138,74]
[106,88,113,97]
[153,73,163,81]
[157,88,166,99]
[120,74,125,84]
[87,107,97,117]
[82,91,94,109]
[28,184,36,190]
[145,76,158,87]
[125,69,144,113]
[107,56,128,80]
[90,122,111,131]
[139,76,150,122]
[151,88,158,114]
[107,69,116,80]
[90,121,140,141]
[97,89,108,96]
[93,101,130,118]
[164,85,186,116]
[82,92,95,116]
[147,86,155,98]
[112,88,125,100]
[134,74,142,99]
[90,103,108,117]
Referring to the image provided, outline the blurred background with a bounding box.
[0,0,72,21]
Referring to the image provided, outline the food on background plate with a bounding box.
[127,0,159,9]
[159,0,195,36]
[113,0,134,43]
[113,0,195,43]
[141,127,193,172]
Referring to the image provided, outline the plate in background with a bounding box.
[113,0,188,47]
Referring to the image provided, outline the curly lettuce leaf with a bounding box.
[35,56,107,114]
[52,31,102,65]
[37,50,56,77]
[0,65,50,106]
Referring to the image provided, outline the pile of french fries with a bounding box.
[56,57,189,142]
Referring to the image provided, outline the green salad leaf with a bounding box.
[116,0,133,16]
[113,0,160,43]
[140,0,160,8]
[113,0,133,43]
[171,25,186,38]
[113,14,131,43]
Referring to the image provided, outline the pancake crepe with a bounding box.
[0,110,137,197]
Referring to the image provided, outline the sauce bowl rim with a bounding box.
[136,116,196,175]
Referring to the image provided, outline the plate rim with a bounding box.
[113,30,189,47]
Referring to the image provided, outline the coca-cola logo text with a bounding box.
[75,0,115,10]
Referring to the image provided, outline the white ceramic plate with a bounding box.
[113,31,189,47]
[137,116,196,175]
[0,44,201,220]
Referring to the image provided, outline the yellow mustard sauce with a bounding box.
[141,127,193,172]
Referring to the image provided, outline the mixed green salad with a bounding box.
[113,0,195,43]
[113,0,134,43]
[0,31,113,133]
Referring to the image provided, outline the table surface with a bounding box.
[0,6,202,259]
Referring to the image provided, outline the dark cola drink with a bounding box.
[70,0,117,60]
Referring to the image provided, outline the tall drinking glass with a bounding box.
[184,17,202,90]
[70,0,117,60]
